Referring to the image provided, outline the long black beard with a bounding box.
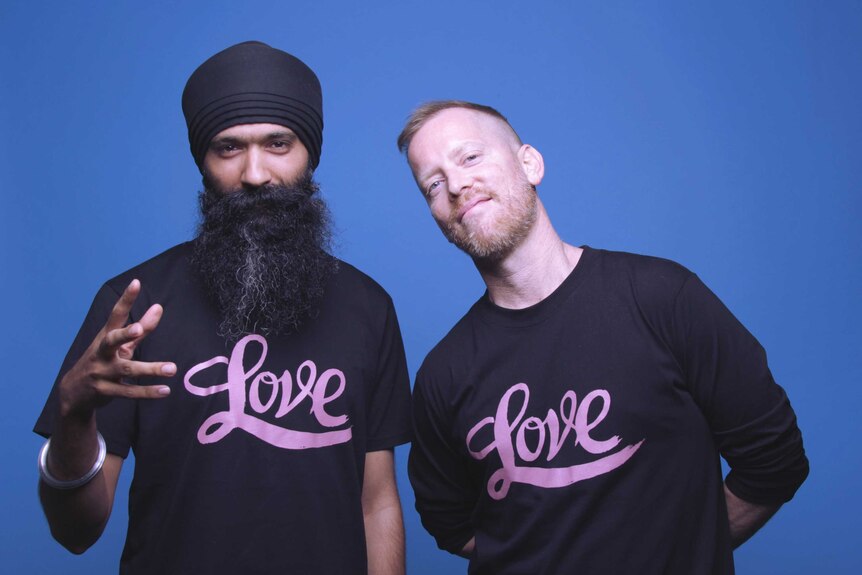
[192,173,338,341]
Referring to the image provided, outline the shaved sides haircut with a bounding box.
[397,100,522,154]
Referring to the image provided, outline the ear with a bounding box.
[518,144,545,187]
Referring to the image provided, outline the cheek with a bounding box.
[428,198,454,224]
[272,156,309,184]
[203,158,240,189]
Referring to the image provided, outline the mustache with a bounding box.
[199,178,318,222]
[453,190,495,222]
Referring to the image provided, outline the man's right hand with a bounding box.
[58,278,175,420]
[40,279,175,553]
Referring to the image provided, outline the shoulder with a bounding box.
[103,242,194,293]
[583,246,697,306]
[96,243,198,316]
[415,299,483,393]
[587,246,693,287]
[330,259,392,299]
[325,258,397,313]
[313,258,405,341]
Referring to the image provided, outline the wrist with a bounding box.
[58,372,96,421]
[48,408,100,480]
[39,431,107,490]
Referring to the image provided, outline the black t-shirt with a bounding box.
[35,242,412,574]
[409,246,808,575]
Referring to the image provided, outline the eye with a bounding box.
[267,134,298,153]
[214,143,240,157]
[425,179,445,197]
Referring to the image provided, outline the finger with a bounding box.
[138,303,164,332]
[112,358,177,380]
[94,380,172,400]
[104,279,142,333]
[101,321,146,355]
[123,304,164,354]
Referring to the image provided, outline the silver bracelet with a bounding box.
[38,432,107,490]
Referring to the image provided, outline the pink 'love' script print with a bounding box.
[467,382,643,499]
[184,334,353,449]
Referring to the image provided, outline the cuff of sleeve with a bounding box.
[725,456,810,505]
[366,429,413,453]
[441,532,475,557]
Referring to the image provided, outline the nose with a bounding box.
[241,148,272,190]
[447,169,473,199]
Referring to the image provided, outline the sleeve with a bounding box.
[33,282,138,458]
[408,367,478,555]
[364,296,412,451]
[672,275,809,504]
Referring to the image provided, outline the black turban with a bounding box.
[182,41,323,171]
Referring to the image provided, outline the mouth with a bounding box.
[457,196,491,222]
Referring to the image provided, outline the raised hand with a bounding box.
[59,279,175,419]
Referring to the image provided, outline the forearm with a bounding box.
[457,537,475,558]
[39,411,119,553]
[39,465,116,553]
[362,450,405,575]
[724,483,781,548]
[364,500,405,575]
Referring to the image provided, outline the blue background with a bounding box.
[2,1,859,573]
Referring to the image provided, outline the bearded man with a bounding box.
[397,101,808,574]
[34,42,411,575]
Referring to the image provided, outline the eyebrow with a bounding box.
[448,143,475,161]
[209,130,298,148]
[415,142,481,183]
[264,130,298,143]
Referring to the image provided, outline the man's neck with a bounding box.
[475,203,582,310]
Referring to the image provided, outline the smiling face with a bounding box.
[406,107,543,260]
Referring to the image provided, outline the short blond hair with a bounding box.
[396,100,522,154]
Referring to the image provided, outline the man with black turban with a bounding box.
[34,42,411,575]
